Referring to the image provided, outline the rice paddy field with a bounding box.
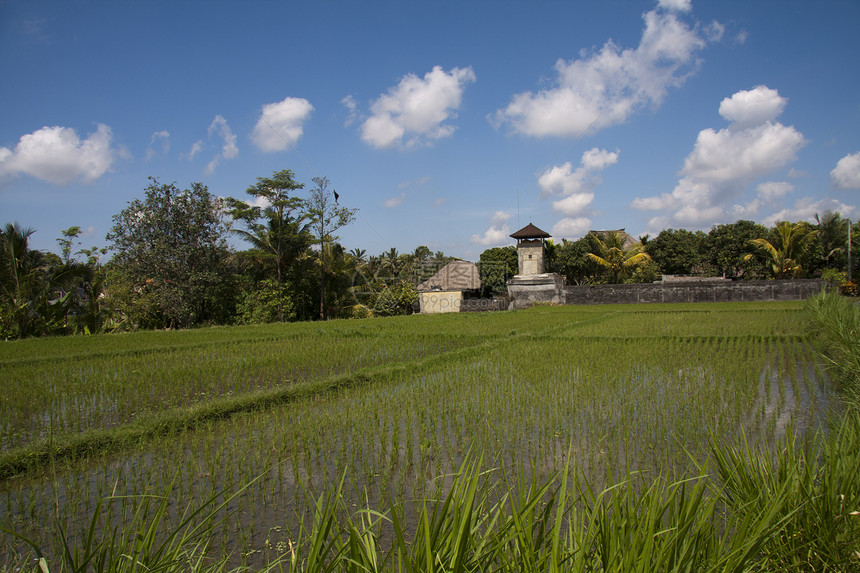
[0,301,850,570]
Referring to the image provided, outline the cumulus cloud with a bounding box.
[762,197,858,227]
[205,115,238,174]
[831,151,860,189]
[146,130,170,160]
[360,66,476,149]
[631,86,806,226]
[251,97,314,152]
[718,85,786,128]
[658,0,691,11]
[471,211,513,246]
[537,148,617,238]
[491,4,707,138]
[0,124,116,184]
[552,217,592,239]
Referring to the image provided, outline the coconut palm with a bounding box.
[816,211,849,270]
[744,221,819,278]
[585,231,652,283]
[0,222,81,337]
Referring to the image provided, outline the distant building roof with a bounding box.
[416,260,481,292]
[589,229,639,250]
[510,223,551,240]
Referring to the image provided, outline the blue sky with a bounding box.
[2,0,859,261]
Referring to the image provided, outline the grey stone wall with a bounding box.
[507,274,565,309]
[564,279,827,305]
[459,296,509,312]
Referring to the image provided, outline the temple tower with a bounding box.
[509,223,551,275]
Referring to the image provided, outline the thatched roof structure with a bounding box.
[589,229,639,250]
[416,260,481,292]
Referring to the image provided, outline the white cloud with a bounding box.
[718,85,786,128]
[552,217,592,239]
[831,151,860,189]
[631,85,806,227]
[538,148,618,222]
[680,121,804,184]
[0,124,116,184]
[470,211,512,245]
[762,197,859,227]
[492,6,706,138]
[360,65,476,149]
[384,193,405,208]
[251,97,314,152]
[186,140,204,160]
[398,175,431,189]
[205,115,238,174]
[756,181,793,200]
[341,95,358,127]
[146,130,170,160]
[658,0,691,12]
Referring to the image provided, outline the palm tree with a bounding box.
[584,231,652,284]
[0,223,81,337]
[744,221,819,278]
[816,211,849,270]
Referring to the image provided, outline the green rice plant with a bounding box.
[806,291,860,406]
[0,475,269,573]
[710,412,860,571]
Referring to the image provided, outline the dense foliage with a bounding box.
[1,166,857,339]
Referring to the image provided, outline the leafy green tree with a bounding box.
[549,237,601,285]
[645,228,705,276]
[585,231,652,284]
[703,220,769,279]
[57,226,82,264]
[478,246,517,295]
[306,176,357,320]
[372,280,419,316]
[0,223,80,338]
[227,169,311,322]
[106,177,232,329]
[234,278,294,324]
[745,221,819,279]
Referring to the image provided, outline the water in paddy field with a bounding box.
[0,353,844,569]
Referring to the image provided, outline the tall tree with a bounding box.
[704,220,769,279]
[585,231,652,284]
[227,169,310,322]
[549,237,601,285]
[106,178,231,329]
[744,221,819,279]
[816,211,849,270]
[306,176,357,320]
[478,246,518,295]
[0,223,80,338]
[645,228,705,276]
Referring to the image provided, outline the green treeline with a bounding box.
[2,169,858,339]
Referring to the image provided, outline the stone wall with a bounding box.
[564,279,826,305]
[459,296,509,312]
[507,273,565,309]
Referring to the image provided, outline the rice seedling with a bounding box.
[0,301,851,571]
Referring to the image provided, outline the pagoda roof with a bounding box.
[510,223,551,240]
